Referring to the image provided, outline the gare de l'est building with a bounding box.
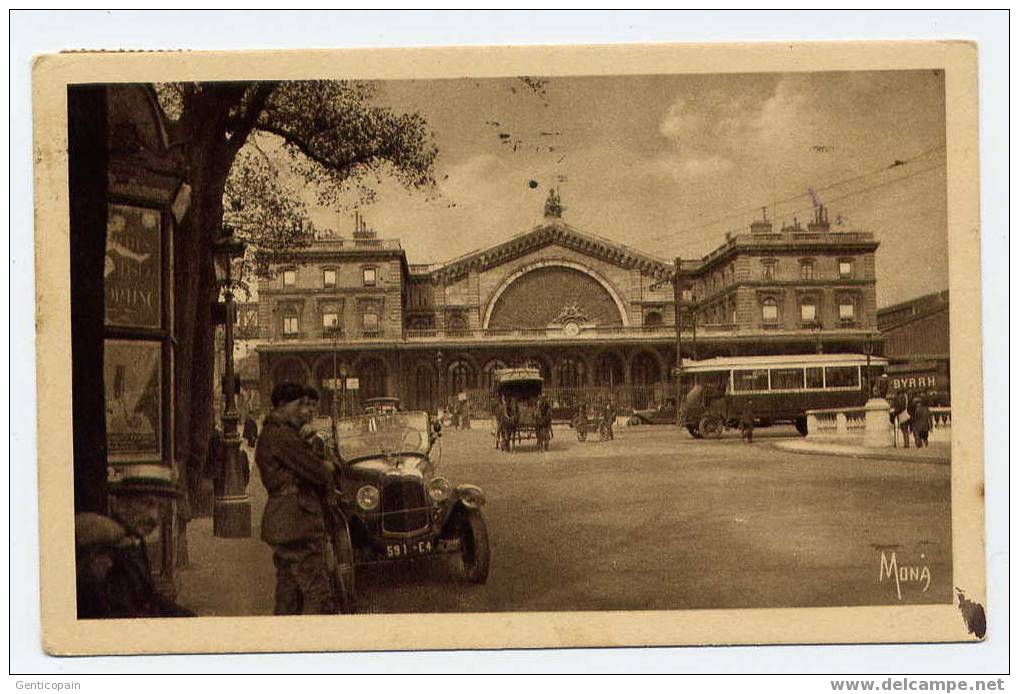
[255,199,880,416]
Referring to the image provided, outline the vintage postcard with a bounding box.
[33,40,984,655]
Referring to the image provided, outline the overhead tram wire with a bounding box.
[776,160,947,223]
[647,144,947,243]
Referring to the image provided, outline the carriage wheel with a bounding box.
[699,414,724,439]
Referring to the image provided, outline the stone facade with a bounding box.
[255,206,879,416]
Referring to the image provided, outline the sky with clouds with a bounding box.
[265,70,948,308]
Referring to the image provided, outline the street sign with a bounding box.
[346,378,360,390]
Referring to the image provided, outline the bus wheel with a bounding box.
[699,415,724,438]
[794,417,809,436]
[686,425,702,439]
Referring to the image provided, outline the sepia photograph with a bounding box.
[30,37,987,656]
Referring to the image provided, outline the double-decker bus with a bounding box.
[676,353,888,438]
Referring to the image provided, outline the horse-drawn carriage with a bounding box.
[571,407,606,441]
[492,368,552,452]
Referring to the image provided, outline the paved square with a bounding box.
[179,423,951,615]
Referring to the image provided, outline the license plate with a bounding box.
[384,539,434,559]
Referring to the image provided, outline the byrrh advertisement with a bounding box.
[104,203,161,329]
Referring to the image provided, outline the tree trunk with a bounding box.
[174,142,231,521]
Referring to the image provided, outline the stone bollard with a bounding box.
[862,398,894,448]
[806,411,820,438]
[836,412,848,435]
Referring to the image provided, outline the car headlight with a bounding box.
[356,485,380,511]
[426,477,452,503]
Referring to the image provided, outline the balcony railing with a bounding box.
[260,323,875,347]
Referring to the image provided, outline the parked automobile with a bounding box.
[628,398,677,426]
[310,410,489,612]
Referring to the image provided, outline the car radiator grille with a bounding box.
[381,477,430,534]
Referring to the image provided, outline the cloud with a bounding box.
[655,91,763,181]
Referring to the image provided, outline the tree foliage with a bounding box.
[222,147,316,288]
[150,79,438,517]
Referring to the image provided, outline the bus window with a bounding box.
[824,366,860,388]
[699,371,729,394]
[733,369,769,392]
[770,367,804,390]
[805,367,824,389]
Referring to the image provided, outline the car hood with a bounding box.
[345,454,432,483]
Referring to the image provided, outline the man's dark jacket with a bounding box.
[256,413,333,545]
[75,513,194,619]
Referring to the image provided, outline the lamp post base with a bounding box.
[213,496,252,538]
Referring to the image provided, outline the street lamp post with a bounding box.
[865,331,875,396]
[673,258,683,426]
[690,292,698,361]
[436,350,445,417]
[212,228,250,539]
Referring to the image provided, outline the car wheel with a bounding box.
[686,425,703,439]
[699,414,724,438]
[459,509,490,583]
[795,417,809,436]
[330,521,357,613]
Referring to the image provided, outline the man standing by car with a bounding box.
[256,382,336,615]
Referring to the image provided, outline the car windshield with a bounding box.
[335,411,431,460]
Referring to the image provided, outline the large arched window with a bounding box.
[630,352,661,385]
[555,356,587,387]
[356,357,388,400]
[314,358,348,416]
[408,363,435,412]
[481,359,508,389]
[594,352,624,387]
[447,359,477,395]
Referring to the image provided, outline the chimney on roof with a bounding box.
[353,211,377,240]
[750,206,773,234]
[808,204,831,233]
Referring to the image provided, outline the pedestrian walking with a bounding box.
[75,472,194,619]
[461,396,471,430]
[602,399,616,440]
[256,382,337,615]
[243,413,259,448]
[536,396,553,451]
[892,390,912,448]
[911,395,932,448]
[740,399,755,444]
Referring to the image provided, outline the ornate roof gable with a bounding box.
[431,221,673,284]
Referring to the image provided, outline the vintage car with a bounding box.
[363,396,401,414]
[628,399,678,426]
[315,410,490,612]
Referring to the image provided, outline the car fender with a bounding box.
[438,485,486,537]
